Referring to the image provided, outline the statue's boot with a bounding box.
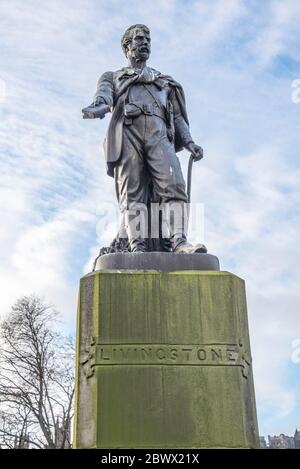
[124,205,148,253]
[129,237,148,253]
[172,236,207,254]
[166,201,207,254]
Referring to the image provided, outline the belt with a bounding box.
[124,102,166,120]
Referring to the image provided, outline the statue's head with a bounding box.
[121,24,151,62]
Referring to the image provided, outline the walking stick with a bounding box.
[187,154,194,204]
[187,151,203,203]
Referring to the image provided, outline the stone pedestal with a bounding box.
[74,269,259,448]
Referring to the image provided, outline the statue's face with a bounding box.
[127,28,151,62]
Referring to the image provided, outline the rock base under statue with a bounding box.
[74,266,259,448]
[94,252,220,271]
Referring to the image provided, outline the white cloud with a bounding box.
[250,0,300,66]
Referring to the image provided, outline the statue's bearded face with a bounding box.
[127,28,151,62]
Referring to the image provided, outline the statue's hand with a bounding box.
[94,96,104,106]
[82,105,96,119]
[82,103,110,120]
[186,142,204,161]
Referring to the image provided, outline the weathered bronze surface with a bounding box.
[83,25,207,256]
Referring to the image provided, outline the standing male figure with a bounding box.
[83,24,206,254]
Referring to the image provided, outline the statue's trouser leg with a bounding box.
[115,121,150,251]
[115,115,190,251]
[143,116,189,250]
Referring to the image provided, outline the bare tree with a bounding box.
[0,295,75,449]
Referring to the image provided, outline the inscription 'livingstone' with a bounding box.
[98,344,238,363]
[81,340,251,379]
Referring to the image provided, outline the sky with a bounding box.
[0,0,300,438]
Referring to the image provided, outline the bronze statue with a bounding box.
[83,24,206,255]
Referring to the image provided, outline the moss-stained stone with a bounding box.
[74,270,259,448]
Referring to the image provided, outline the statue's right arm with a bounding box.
[93,71,114,108]
[82,72,114,119]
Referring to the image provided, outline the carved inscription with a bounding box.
[81,337,251,379]
[97,344,239,364]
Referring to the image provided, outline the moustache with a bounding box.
[135,45,150,54]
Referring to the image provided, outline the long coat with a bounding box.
[93,67,191,177]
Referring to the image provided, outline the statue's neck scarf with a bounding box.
[136,66,158,83]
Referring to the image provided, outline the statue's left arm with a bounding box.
[170,86,203,161]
